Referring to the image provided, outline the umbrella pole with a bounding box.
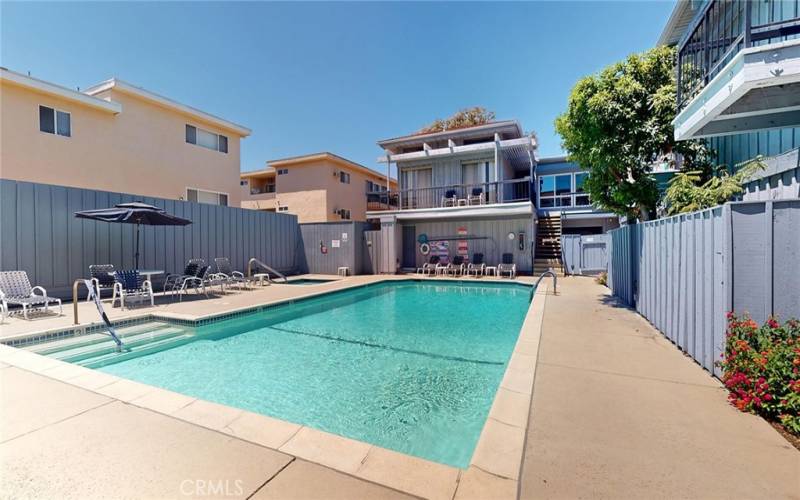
[135,223,140,271]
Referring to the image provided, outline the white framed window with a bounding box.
[277,168,289,175]
[39,105,71,137]
[186,187,228,206]
[538,173,591,208]
[185,124,228,153]
[339,171,351,184]
[278,206,289,212]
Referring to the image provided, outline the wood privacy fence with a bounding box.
[0,180,303,298]
[560,234,610,275]
[608,199,800,377]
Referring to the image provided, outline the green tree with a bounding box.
[555,45,713,221]
[420,107,496,134]
[663,158,765,215]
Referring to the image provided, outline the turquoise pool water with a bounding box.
[285,278,336,285]
[99,281,531,467]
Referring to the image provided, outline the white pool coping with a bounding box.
[0,277,548,500]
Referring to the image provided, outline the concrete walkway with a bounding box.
[520,277,800,499]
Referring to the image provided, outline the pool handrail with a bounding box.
[73,279,125,350]
[534,269,557,295]
[247,257,289,283]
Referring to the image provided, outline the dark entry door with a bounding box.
[402,225,416,269]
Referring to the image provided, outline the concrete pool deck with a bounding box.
[2,275,798,499]
[520,277,800,499]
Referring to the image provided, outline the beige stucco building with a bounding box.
[240,152,397,223]
[0,68,250,206]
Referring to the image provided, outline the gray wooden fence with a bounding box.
[561,234,609,275]
[0,180,303,298]
[298,222,370,275]
[607,199,800,377]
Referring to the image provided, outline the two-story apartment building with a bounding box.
[662,0,800,170]
[0,68,250,206]
[366,121,618,275]
[239,152,396,223]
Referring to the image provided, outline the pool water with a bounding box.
[285,278,336,285]
[98,281,531,467]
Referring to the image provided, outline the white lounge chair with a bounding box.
[497,253,517,279]
[466,253,486,277]
[417,256,440,276]
[0,271,63,319]
[213,257,250,290]
[112,270,154,309]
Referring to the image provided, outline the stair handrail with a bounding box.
[73,279,125,351]
[534,268,558,295]
[247,257,289,283]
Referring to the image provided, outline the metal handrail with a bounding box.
[247,258,288,283]
[72,279,125,350]
[534,269,558,295]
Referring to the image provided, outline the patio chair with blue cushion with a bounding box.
[0,271,62,320]
[448,255,466,276]
[441,189,458,207]
[497,253,517,279]
[87,264,117,302]
[466,253,486,277]
[112,270,154,309]
[468,187,485,205]
[213,257,250,290]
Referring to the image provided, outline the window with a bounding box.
[39,106,71,137]
[338,209,351,220]
[240,180,249,186]
[339,171,350,184]
[278,206,289,212]
[277,168,289,175]
[186,188,228,206]
[185,124,228,153]
[538,172,592,208]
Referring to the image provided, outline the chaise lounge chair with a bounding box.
[448,255,466,276]
[174,265,225,300]
[497,253,517,279]
[466,253,486,277]
[0,271,63,320]
[164,258,204,293]
[213,257,250,290]
[434,258,451,276]
[417,255,440,276]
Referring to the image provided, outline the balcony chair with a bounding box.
[441,189,458,207]
[466,253,486,277]
[468,187,485,205]
[0,270,62,320]
[497,253,517,279]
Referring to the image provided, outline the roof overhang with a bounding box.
[658,1,700,47]
[367,201,533,221]
[674,39,800,140]
[378,136,537,171]
[377,120,524,149]
[84,78,251,136]
[268,152,396,184]
[1,68,122,114]
[240,167,276,178]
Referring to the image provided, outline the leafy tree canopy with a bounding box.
[555,45,713,221]
[419,107,496,134]
[663,158,765,215]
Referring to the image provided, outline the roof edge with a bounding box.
[377,120,523,147]
[0,68,122,114]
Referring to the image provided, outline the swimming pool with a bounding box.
[38,280,532,467]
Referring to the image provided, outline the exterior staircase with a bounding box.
[534,215,564,276]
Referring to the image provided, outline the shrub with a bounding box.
[595,272,608,286]
[719,313,800,435]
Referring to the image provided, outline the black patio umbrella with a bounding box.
[75,202,192,270]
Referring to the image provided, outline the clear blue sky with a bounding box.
[1,1,674,175]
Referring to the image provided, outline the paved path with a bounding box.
[519,277,800,499]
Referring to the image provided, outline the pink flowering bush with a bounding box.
[719,313,800,435]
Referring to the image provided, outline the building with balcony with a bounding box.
[0,68,250,206]
[240,152,396,223]
[366,121,618,274]
[663,0,800,169]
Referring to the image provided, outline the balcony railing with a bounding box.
[367,178,531,211]
[250,186,275,195]
[677,0,800,110]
